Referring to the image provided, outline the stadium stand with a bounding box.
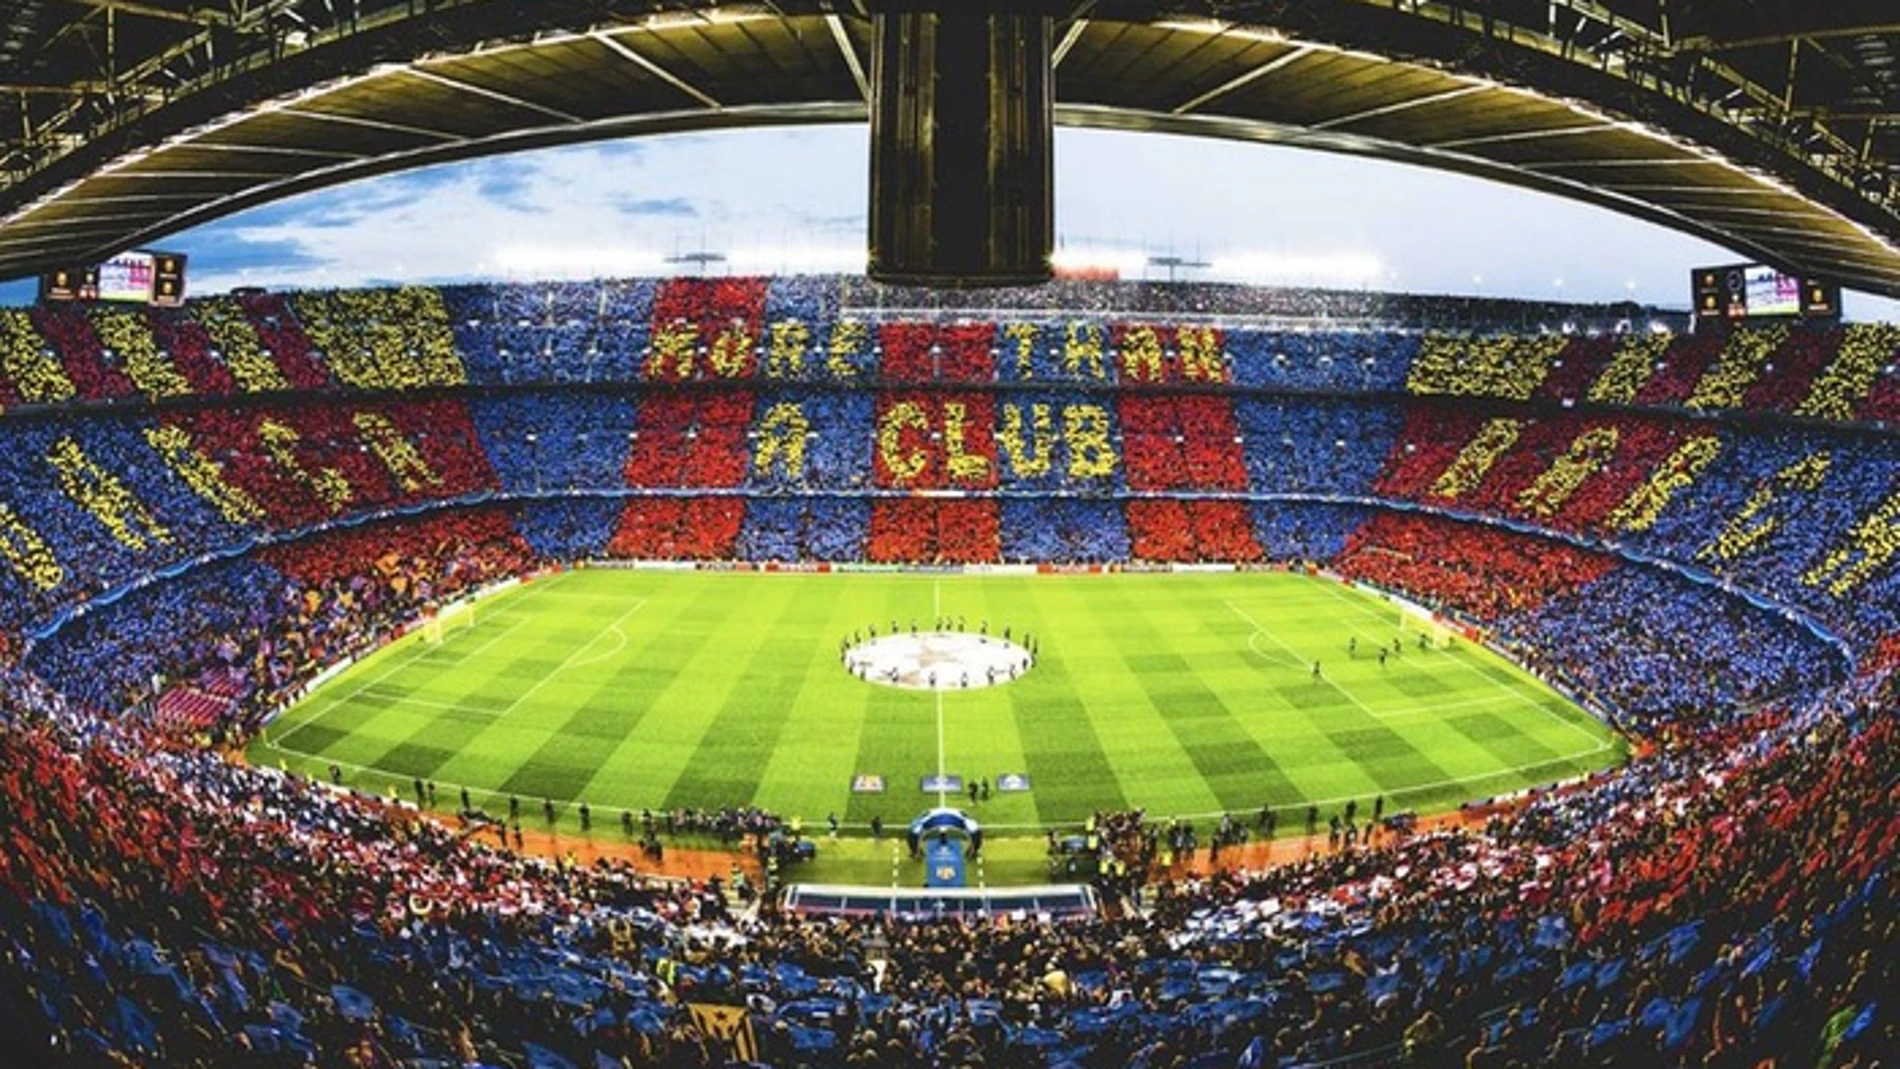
[0,275,1893,1066]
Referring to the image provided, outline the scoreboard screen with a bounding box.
[96,252,157,303]
[39,250,186,306]
[1692,264,1839,321]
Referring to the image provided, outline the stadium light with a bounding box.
[1050,247,1146,276]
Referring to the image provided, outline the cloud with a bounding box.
[176,233,326,275]
[19,120,1878,321]
[615,197,697,218]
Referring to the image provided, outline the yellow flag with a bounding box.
[687,1003,757,1062]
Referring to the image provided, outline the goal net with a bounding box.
[420,602,477,645]
[1394,595,1455,649]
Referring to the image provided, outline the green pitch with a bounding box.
[251,568,1623,838]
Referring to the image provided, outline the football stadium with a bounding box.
[0,2,1895,1067]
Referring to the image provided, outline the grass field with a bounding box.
[250,568,1624,850]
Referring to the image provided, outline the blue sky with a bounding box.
[4,124,1898,319]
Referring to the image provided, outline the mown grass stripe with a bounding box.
[1093,583,1296,814]
[661,583,838,810]
[842,580,940,824]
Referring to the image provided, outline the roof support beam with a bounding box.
[403,67,583,125]
[0,82,117,96]
[1663,202,1834,221]
[592,31,721,110]
[51,192,208,205]
[67,1,227,27]
[0,223,132,250]
[1609,184,1787,194]
[1679,23,1900,53]
[825,15,870,101]
[4,211,167,230]
[1428,123,1610,150]
[1524,157,1718,169]
[275,107,462,143]
[1172,45,1314,115]
[88,169,284,180]
[177,141,369,160]
[1053,19,1088,68]
[1309,84,1488,131]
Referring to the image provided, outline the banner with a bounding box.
[687,1003,757,1062]
[925,838,967,888]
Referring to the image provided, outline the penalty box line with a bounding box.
[267,574,573,750]
[1310,581,1611,756]
[1225,599,1395,728]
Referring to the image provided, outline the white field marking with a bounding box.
[256,727,1611,835]
[352,688,512,716]
[492,597,650,722]
[254,740,541,809]
[1225,599,1401,730]
[936,688,948,807]
[974,737,1616,831]
[267,576,569,749]
[1311,581,1611,754]
[1225,647,1560,722]
[566,622,629,669]
[934,576,945,806]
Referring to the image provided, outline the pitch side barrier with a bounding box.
[783,882,1097,920]
[24,485,1853,676]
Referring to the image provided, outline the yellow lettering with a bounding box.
[92,308,191,399]
[1587,333,1669,405]
[753,403,810,479]
[766,320,809,378]
[1429,418,1521,499]
[46,437,171,551]
[1178,326,1223,382]
[1687,325,1785,410]
[144,424,264,525]
[1003,323,1038,378]
[1064,404,1118,480]
[352,411,441,493]
[707,323,753,378]
[1608,435,1722,532]
[259,419,354,511]
[1805,489,1900,596]
[1120,326,1164,382]
[196,298,290,392]
[997,403,1053,478]
[648,322,698,379]
[1063,323,1106,381]
[826,320,866,379]
[0,502,62,590]
[1408,335,1562,400]
[1700,452,1831,562]
[943,401,990,484]
[0,310,76,403]
[878,401,929,484]
[1516,427,1620,518]
[1796,323,1899,421]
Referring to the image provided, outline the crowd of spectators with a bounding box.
[0,277,1898,1065]
[1,637,1889,1067]
[25,507,534,719]
[2,283,1899,684]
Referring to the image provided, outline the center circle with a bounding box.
[845,631,1035,691]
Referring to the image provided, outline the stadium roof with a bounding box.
[3,1,1900,295]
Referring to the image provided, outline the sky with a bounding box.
[4,124,1899,320]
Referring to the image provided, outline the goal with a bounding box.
[420,602,477,645]
[1393,593,1456,649]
